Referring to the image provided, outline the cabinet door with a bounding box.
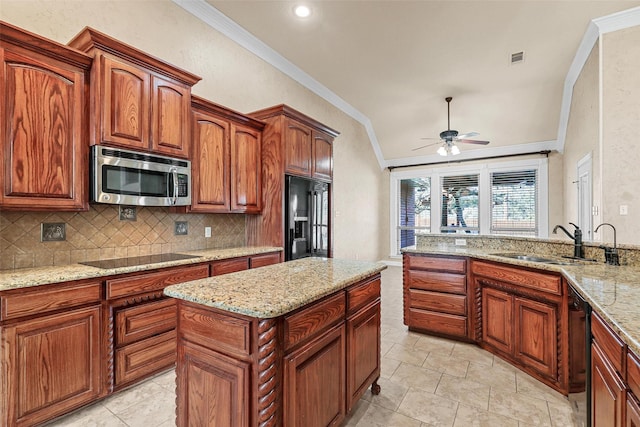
[1,305,102,427]
[592,343,625,427]
[628,393,640,427]
[101,55,150,150]
[284,118,312,177]
[514,297,558,379]
[190,111,231,212]
[1,50,87,210]
[569,306,586,392]
[230,123,262,213]
[482,287,513,355]
[151,75,190,157]
[312,131,333,181]
[284,323,346,427]
[346,301,380,412]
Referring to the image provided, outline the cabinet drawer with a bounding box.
[115,298,176,346]
[471,261,561,295]
[591,312,625,375]
[407,255,466,273]
[407,270,466,294]
[115,330,176,387]
[627,351,640,399]
[347,276,381,315]
[106,264,209,299]
[250,252,281,269]
[211,257,249,275]
[409,289,466,316]
[407,308,467,337]
[1,280,102,320]
[285,292,345,351]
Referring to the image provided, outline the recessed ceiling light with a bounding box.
[293,4,312,18]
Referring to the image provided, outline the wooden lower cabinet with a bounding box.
[628,394,640,427]
[514,297,557,379]
[0,305,102,427]
[482,287,513,355]
[592,343,625,427]
[174,273,381,426]
[284,323,346,427]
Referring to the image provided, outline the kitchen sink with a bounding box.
[490,253,572,265]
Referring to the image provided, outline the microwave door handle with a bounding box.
[171,169,179,205]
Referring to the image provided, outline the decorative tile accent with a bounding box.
[41,223,66,242]
[119,206,137,221]
[174,221,188,235]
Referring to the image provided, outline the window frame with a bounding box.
[389,158,549,258]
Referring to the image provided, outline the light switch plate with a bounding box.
[620,205,629,215]
[455,239,467,246]
[205,227,212,238]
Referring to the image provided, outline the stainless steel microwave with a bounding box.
[91,145,191,206]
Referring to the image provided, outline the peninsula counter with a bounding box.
[164,257,387,427]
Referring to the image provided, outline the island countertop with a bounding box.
[164,257,387,318]
[403,245,640,357]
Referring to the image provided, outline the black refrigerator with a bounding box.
[285,175,330,261]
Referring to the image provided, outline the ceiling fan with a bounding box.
[413,96,490,156]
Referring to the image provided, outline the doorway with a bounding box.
[577,154,593,241]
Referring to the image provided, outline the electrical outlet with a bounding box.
[204,227,212,238]
[455,239,467,246]
[620,205,629,215]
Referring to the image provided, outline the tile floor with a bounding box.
[47,265,585,426]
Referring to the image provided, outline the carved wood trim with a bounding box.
[475,277,560,305]
[257,319,281,427]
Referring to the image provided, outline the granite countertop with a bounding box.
[404,245,640,356]
[164,257,387,318]
[0,246,282,291]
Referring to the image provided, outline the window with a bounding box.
[389,158,548,257]
[491,170,537,236]
[396,177,430,254]
[440,174,479,234]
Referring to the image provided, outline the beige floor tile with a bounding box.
[389,363,442,393]
[422,352,469,377]
[515,371,569,405]
[362,377,411,411]
[453,403,519,427]
[101,380,168,414]
[451,342,495,367]
[413,335,455,356]
[150,369,176,392]
[489,389,552,426]
[436,374,490,410]
[386,343,429,366]
[384,327,421,347]
[547,400,583,427]
[353,402,423,427]
[466,362,517,393]
[113,388,176,426]
[397,387,458,426]
[381,357,402,379]
[343,399,372,426]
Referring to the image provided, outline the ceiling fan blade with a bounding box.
[419,137,441,140]
[412,141,441,151]
[457,139,490,145]
[456,132,479,139]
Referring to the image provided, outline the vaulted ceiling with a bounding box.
[201,1,640,167]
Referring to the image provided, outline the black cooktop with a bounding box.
[80,253,200,269]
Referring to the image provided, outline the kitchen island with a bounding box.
[164,257,387,427]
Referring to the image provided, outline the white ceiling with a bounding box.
[200,0,640,167]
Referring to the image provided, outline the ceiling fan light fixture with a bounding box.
[437,146,448,156]
[451,145,460,155]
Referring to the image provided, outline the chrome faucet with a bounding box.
[553,223,584,259]
[595,223,619,265]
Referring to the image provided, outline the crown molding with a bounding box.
[172,0,387,169]
[556,6,640,153]
[384,140,558,169]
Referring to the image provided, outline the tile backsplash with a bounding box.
[0,205,246,270]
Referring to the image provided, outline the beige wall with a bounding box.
[563,26,640,246]
[1,0,386,263]
[601,26,640,245]
[563,43,600,240]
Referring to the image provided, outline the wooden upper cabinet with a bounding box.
[312,131,333,181]
[231,123,262,213]
[189,96,264,214]
[191,110,231,213]
[0,22,92,211]
[284,118,313,177]
[68,27,201,158]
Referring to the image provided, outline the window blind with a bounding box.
[440,174,479,233]
[490,170,537,236]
